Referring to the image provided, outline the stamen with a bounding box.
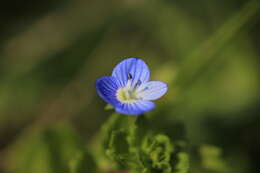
[134,80,142,89]
[127,73,132,80]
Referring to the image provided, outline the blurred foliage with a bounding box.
[0,0,260,172]
[70,150,97,173]
[6,125,97,173]
[199,145,229,172]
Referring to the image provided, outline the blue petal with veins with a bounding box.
[96,58,168,115]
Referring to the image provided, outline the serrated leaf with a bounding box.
[141,134,174,173]
[100,113,136,152]
[100,114,190,173]
[106,130,130,169]
[100,114,139,170]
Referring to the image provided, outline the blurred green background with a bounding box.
[0,0,259,173]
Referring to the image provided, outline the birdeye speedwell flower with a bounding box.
[96,58,168,115]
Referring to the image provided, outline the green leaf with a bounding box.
[99,114,137,170]
[100,113,136,152]
[99,114,190,173]
[106,130,131,169]
[141,134,174,173]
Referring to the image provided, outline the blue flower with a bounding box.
[96,58,168,115]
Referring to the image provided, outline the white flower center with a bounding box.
[116,79,141,103]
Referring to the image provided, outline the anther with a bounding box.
[127,73,132,79]
[134,80,142,89]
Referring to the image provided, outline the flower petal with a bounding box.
[137,81,168,101]
[115,100,155,115]
[96,76,121,106]
[112,58,150,87]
